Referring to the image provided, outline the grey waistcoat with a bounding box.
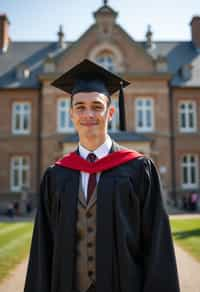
[74,181,97,292]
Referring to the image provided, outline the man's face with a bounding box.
[70,92,115,139]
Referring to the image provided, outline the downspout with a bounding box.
[36,81,43,195]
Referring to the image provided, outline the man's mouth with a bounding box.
[81,122,98,126]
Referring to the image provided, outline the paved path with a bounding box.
[0,258,28,292]
[175,244,200,292]
[0,243,200,292]
[170,213,200,219]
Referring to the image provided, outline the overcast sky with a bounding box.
[1,0,199,42]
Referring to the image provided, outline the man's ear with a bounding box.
[69,107,73,120]
[108,105,115,121]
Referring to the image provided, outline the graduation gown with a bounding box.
[24,141,180,292]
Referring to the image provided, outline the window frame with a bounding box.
[179,101,197,133]
[108,98,119,132]
[57,98,74,133]
[12,102,31,135]
[10,156,30,192]
[181,154,199,189]
[135,97,154,132]
[96,54,115,72]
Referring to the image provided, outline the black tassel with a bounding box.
[119,81,126,131]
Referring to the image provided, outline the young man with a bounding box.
[24,59,180,292]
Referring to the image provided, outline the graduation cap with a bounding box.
[51,59,130,131]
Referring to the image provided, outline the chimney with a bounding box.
[190,16,200,52]
[0,14,10,53]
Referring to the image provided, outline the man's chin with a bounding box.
[82,128,99,137]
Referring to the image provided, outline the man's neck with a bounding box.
[79,135,107,151]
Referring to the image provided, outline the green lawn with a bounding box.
[0,219,200,283]
[170,218,200,262]
[0,222,33,283]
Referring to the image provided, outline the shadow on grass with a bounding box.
[172,229,200,240]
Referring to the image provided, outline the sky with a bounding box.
[0,0,200,42]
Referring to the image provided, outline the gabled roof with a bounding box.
[0,37,199,88]
[139,40,200,86]
[0,41,71,88]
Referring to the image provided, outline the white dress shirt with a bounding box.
[78,135,112,200]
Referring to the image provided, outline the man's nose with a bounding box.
[84,109,95,117]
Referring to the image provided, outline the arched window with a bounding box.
[96,51,115,71]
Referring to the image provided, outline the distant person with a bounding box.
[6,203,14,219]
[190,192,198,211]
[13,200,19,216]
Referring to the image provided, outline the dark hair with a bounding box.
[70,94,111,108]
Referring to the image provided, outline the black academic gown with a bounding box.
[24,141,180,292]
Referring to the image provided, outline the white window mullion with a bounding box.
[181,154,199,189]
[57,98,74,133]
[12,102,31,135]
[135,98,154,132]
[10,156,30,192]
[108,99,119,131]
[179,101,197,132]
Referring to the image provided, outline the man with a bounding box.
[24,59,180,292]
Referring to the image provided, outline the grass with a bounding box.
[170,218,200,262]
[0,222,33,283]
[0,218,199,283]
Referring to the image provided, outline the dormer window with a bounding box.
[155,55,168,72]
[16,64,30,79]
[43,56,55,73]
[180,64,192,81]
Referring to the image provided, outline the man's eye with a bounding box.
[93,106,103,110]
[76,106,85,110]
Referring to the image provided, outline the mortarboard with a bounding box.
[51,59,130,131]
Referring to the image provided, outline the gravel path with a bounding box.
[0,242,200,292]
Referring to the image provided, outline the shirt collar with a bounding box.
[78,135,112,160]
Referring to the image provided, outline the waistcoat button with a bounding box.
[87,226,93,232]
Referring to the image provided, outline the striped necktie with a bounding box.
[87,153,97,204]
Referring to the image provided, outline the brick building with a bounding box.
[0,2,200,210]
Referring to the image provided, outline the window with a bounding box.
[108,99,119,131]
[181,154,199,189]
[57,98,74,132]
[96,54,115,71]
[135,98,154,132]
[12,102,31,134]
[10,156,30,192]
[179,101,197,132]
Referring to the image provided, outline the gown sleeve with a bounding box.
[24,168,54,292]
[141,159,180,292]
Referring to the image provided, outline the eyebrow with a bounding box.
[73,101,104,106]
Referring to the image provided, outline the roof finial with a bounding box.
[57,25,65,48]
[103,0,108,6]
[146,24,153,49]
